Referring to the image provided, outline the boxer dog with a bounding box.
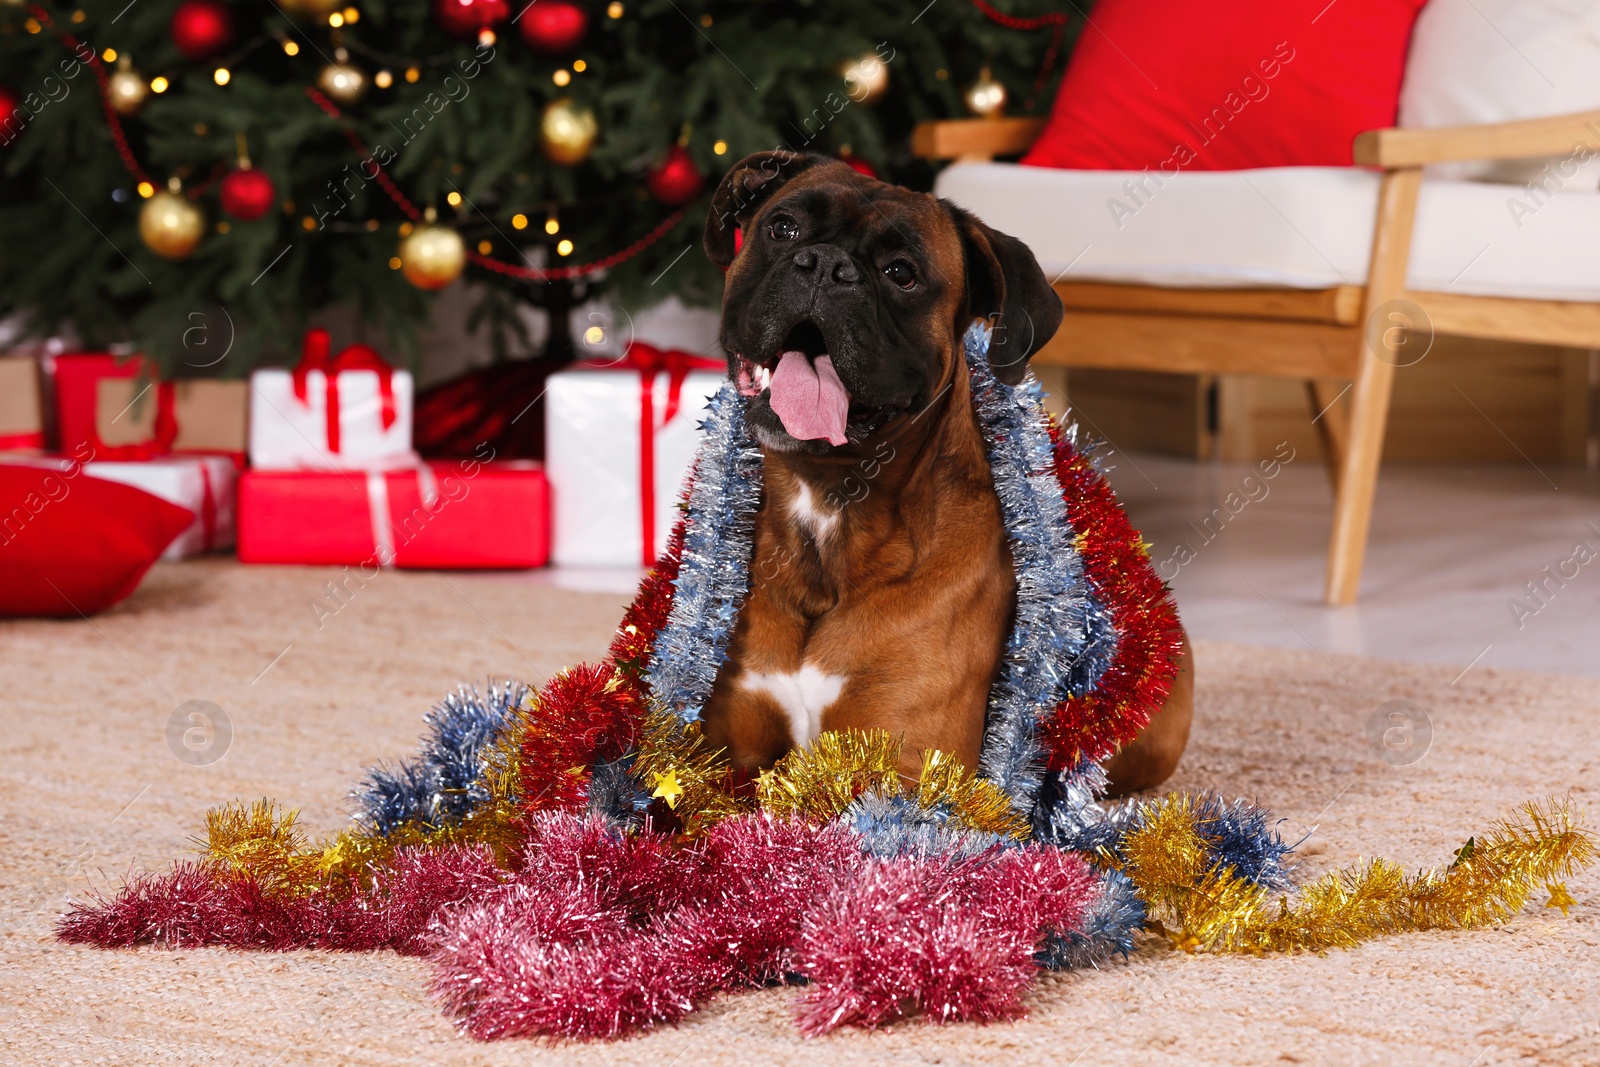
[697,151,1192,797]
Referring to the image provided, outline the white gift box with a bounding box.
[9,454,237,560]
[248,333,416,471]
[250,367,415,471]
[546,362,724,568]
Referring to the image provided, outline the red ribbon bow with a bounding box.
[292,329,397,455]
[196,460,218,552]
[604,343,722,567]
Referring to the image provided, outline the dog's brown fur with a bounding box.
[698,153,1191,795]
[700,337,1011,781]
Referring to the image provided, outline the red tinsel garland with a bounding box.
[505,515,686,828]
[512,662,644,817]
[1039,423,1186,769]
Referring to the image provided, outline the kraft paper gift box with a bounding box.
[0,357,45,454]
[53,353,248,460]
[545,346,724,568]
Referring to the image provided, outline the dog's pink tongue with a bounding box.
[768,350,849,446]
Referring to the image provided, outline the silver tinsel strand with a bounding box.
[644,384,765,724]
[964,324,1117,816]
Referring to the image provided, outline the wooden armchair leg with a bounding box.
[1324,167,1421,606]
[1324,363,1396,604]
[1307,378,1351,494]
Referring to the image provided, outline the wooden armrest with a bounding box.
[1354,109,1600,168]
[911,118,1047,161]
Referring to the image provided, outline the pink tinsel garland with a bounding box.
[62,812,1098,1039]
[428,814,1097,1040]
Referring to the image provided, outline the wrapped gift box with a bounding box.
[6,453,235,560]
[236,460,548,568]
[250,329,416,471]
[0,357,45,454]
[545,347,724,568]
[54,354,248,460]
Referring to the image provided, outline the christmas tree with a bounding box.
[0,0,1079,374]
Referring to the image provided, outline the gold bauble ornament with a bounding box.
[840,52,889,106]
[108,58,149,117]
[139,189,205,260]
[317,51,367,105]
[540,99,598,165]
[398,219,466,290]
[964,67,1007,118]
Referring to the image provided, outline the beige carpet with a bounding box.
[2,560,1597,1067]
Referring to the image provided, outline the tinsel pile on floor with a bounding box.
[58,328,1595,1042]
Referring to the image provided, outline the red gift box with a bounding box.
[236,459,548,568]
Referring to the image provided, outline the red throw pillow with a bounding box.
[0,464,194,617]
[1021,0,1429,171]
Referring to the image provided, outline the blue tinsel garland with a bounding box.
[354,680,527,834]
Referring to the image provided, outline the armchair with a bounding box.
[915,109,1600,604]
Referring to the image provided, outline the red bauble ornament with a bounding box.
[171,0,236,62]
[0,85,22,148]
[519,0,589,55]
[432,0,510,38]
[220,167,277,221]
[645,146,704,207]
[840,154,877,179]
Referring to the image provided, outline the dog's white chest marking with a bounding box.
[741,664,846,748]
[789,480,839,543]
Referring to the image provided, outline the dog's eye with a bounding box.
[768,215,800,241]
[883,260,916,290]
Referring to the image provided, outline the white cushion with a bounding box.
[1399,0,1600,189]
[934,161,1600,302]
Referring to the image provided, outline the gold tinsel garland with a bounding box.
[192,689,1593,960]
[632,709,756,836]
[1118,794,1593,954]
[631,711,1032,840]
[755,729,903,824]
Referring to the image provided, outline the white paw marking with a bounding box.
[740,664,847,748]
[788,479,839,543]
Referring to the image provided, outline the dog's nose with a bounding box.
[793,246,860,287]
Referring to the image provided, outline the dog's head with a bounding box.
[704,151,1064,455]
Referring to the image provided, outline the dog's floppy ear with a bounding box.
[703,151,830,267]
[944,202,1064,385]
